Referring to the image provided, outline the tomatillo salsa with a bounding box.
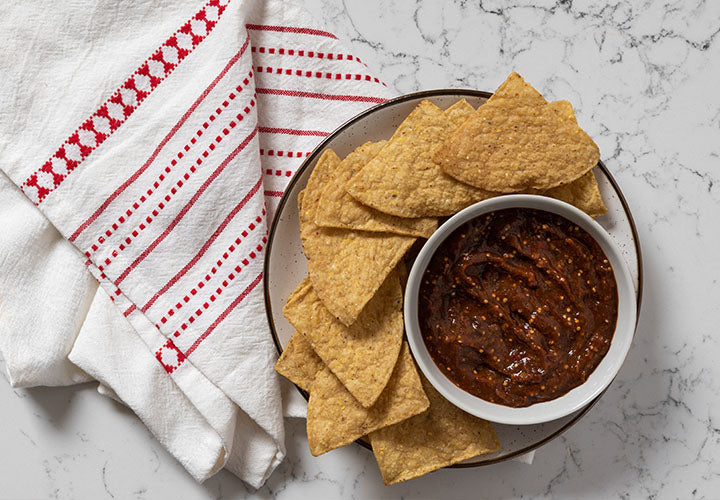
[419,208,618,407]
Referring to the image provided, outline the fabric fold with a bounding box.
[0,172,95,388]
[69,287,231,482]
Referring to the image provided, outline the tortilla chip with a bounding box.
[369,375,500,485]
[547,99,575,121]
[274,332,324,392]
[306,343,429,456]
[434,73,600,193]
[544,169,607,217]
[283,271,404,408]
[300,149,415,326]
[444,97,476,127]
[346,99,494,217]
[531,101,607,217]
[315,141,437,237]
[303,149,339,216]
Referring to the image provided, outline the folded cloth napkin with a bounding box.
[0,0,535,485]
[0,0,394,486]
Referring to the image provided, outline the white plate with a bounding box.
[263,90,643,466]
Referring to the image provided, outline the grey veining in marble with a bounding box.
[2,1,719,498]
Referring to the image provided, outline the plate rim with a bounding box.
[262,88,644,467]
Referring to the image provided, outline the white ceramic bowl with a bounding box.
[405,194,637,425]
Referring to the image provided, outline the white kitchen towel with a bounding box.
[0,0,393,486]
[0,0,537,485]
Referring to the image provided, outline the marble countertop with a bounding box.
[2,0,719,498]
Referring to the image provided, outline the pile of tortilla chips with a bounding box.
[275,72,606,485]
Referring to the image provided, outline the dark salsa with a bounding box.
[419,208,618,407]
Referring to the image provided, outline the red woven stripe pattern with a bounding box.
[22,0,230,205]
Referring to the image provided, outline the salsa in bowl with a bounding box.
[405,195,636,425]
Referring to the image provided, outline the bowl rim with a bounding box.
[262,88,644,465]
[404,194,637,425]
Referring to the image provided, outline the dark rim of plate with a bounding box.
[262,88,644,467]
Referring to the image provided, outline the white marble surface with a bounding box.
[3,0,720,498]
